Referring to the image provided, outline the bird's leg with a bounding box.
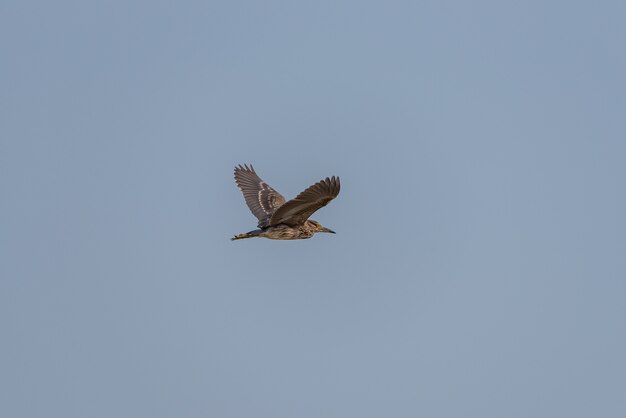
[231,229,262,241]
[231,233,253,240]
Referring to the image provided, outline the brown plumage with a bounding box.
[232,164,340,240]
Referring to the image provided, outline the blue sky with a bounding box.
[2,1,625,417]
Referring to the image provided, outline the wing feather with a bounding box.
[269,176,340,227]
[234,164,286,228]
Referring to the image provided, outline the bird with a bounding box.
[231,164,340,240]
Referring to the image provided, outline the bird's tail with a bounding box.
[231,229,261,241]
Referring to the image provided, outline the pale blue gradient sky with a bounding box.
[2,1,626,417]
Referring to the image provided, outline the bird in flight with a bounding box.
[231,164,340,240]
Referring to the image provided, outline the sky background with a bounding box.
[2,1,626,417]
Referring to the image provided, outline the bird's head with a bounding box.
[308,219,335,234]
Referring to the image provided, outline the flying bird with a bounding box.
[231,164,340,240]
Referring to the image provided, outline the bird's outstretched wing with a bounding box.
[234,164,286,228]
[269,176,340,227]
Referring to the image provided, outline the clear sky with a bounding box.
[2,1,625,417]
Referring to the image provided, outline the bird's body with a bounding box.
[231,165,340,241]
[233,220,323,241]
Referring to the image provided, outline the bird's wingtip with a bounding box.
[234,163,255,173]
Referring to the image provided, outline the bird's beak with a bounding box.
[320,226,336,234]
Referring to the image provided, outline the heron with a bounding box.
[231,164,340,240]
